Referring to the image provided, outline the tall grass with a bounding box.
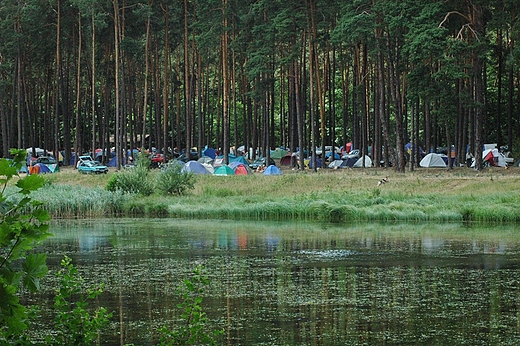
[34,185,129,218]
[33,166,520,223]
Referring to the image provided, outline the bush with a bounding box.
[106,165,155,196]
[0,149,51,341]
[156,164,195,196]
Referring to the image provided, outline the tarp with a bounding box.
[202,147,216,159]
[420,153,447,168]
[270,148,289,159]
[217,154,249,165]
[328,159,345,169]
[353,155,373,168]
[263,165,282,175]
[214,164,235,176]
[198,156,214,165]
[181,160,210,174]
[26,147,45,157]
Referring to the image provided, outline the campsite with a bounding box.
[8,149,520,345]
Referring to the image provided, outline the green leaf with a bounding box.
[22,254,48,292]
[15,174,45,194]
[0,159,19,180]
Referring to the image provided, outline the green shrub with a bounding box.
[0,149,51,341]
[156,164,195,196]
[106,165,155,196]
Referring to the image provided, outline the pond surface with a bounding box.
[33,219,520,345]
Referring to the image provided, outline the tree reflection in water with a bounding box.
[33,219,520,345]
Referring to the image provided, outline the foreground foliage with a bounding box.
[49,256,111,346]
[0,149,51,342]
[158,266,223,346]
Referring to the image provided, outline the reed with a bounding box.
[33,166,520,223]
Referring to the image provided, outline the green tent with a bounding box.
[270,148,289,159]
[213,164,235,176]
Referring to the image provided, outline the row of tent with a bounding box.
[419,150,509,168]
[180,160,282,176]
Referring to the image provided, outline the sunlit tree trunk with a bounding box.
[221,0,229,164]
[74,13,82,160]
[113,0,122,170]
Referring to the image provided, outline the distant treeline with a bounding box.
[0,0,519,171]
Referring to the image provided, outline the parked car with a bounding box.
[78,161,108,174]
[35,156,57,165]
[249,157,276,170]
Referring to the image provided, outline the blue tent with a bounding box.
[263,165,282,175]
[108,156,126,167]
[181,160,210,174]
[202,147,217,159]
[309,157,323,169]
[325,152,340,160]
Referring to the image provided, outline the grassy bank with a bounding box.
[34,166,520,223]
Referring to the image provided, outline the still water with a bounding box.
[34,219,520,345]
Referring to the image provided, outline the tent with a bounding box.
[353,155,373,168]
[325,152,341,160]
[29,163,52,174]
[202,147,216,159]
[217,154,249,165]
[198,156,214,165]
[270,148,289,159]
[214,164,235,176]
[182,160,211,174]
[420,153,448,168]
[328,159,345,169]
[481,149,506,167]
[229,161,251,175]
[201,163,214,174]
[280,154,293,166]
[309,157,323,169]
[263,165,282,175]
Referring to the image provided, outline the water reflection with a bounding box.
[33,219,520,345]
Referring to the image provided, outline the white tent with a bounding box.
[478,149,507,167]
[420,153,447,168]
[353,155,372,168]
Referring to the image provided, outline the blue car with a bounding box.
[78,161,108,174]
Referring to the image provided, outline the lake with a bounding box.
[32,219,520,345]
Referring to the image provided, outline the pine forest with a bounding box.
[1,0,520,172]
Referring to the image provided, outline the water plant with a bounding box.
[158,266,223,345]
[48,255,111,346]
